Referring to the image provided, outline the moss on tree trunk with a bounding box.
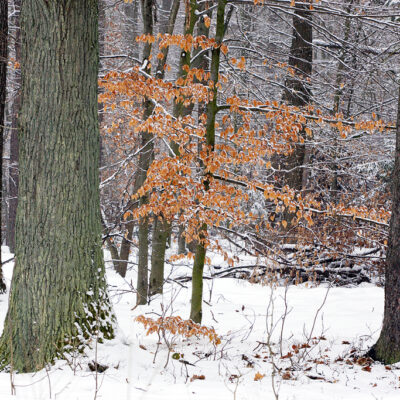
[190,0,227,324]
[190,226,207,323]
[0,0,115,373]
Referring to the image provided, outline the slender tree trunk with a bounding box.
[119,0,156,304]
[149,217,168,295]
[124,0,140,60]
[331,0,354,202]
[117,0,155,289]
[134,91,154,304]
[273,1,312,235]
[281,1,313,192]
[173,0,198,255]
[190,223,207,323]
[98,0,121,271]
[0,0,115,372]
[155,0,180,79]
[190,0,227,324]
[368,85,400,364]
[186,2,212,255]
[148,0,180,295]
[0,0,8,293]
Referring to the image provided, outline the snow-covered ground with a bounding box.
[0,245,399,400]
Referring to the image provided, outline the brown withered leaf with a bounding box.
[254,372,265,381]
[282,371,292,380]
[190,374,205,382]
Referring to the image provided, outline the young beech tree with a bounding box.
[100,0,395,325]
[368,85,400,365]
[149,0,181,296]
[190,0,227,324]
[0,0,114,372]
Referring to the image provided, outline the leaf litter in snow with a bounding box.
[0,245,399,400]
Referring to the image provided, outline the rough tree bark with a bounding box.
[0,0,8,293]
[0,0,115,372]
[368,85,400,364]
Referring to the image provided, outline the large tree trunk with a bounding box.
[0,0,8,293]
[368,86,400,364]
[0,0,115,373]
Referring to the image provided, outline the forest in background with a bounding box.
[0,0,400,385]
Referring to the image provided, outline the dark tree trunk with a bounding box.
[368,86,400,364]
[148,0,180,296]
[273,1,312,235]
[149,217,169,295]
[117,0,154,307]
[124,0,140,60]
[190,0,227,324]
[280,1,313,193]
[172,0,198,255]
[0,0,8,293]
[0,0,115,372]
[134,0,156,305]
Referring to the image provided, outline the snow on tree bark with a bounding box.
[0,0,115,372]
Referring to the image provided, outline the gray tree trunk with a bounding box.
[0,0,115,372]
[117,0,155,282]
[149,217,170,295]
[368,85,400,364]
[118,0,155,305]
[281,1,313,192]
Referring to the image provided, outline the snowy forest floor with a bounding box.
[0,245,399,400]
